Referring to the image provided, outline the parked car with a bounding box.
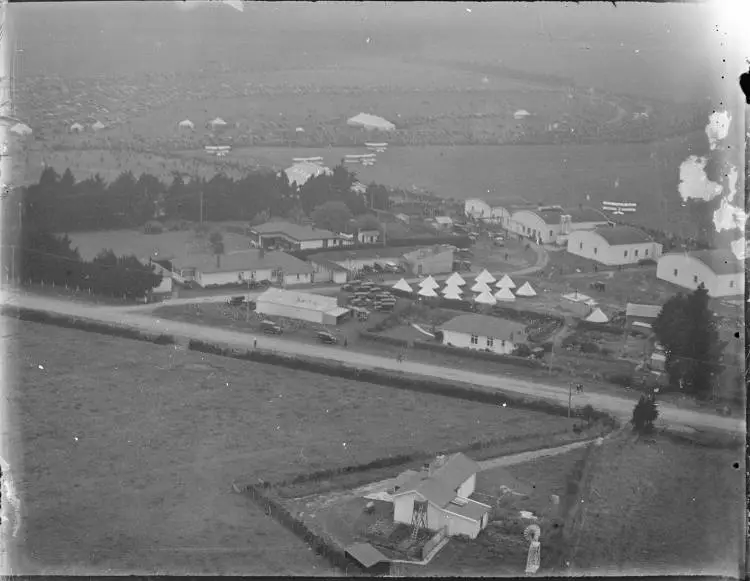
[316,330,338,344]
[226,296,246,306]
[493,236,505,247]
[261,320,283,334]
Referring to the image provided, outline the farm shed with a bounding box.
[250,221,345,251]
[357,229,381,244]
[625,303,662,329]
[346,544,391,575]
[170,249,313,288]
[255,288,350,325]
[566,225,663,265]
[507,205,610,245]
[392,453,490,540]
[440,314,527,355]
[308,257,348,284]
[283,161,332,187]
[346,112,396,132]
[402,245,454,276]
[656,249,743,298]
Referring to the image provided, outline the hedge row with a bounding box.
[242,484,362,575]
[413,340,544,369]
[3,306,176,345]
[357,331,410,348]
[186,339,618,427]
[575,319,625,335]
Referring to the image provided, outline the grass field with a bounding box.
[7,319,579,574]
[570,435,744,577]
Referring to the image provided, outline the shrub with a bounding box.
[631,395,659,434]
[152,334,176,345]
[638,258,657,266]
[512,343,532,358]
[413,340,543,368]
[605,372,634,387]
[579,341,600,354]
[357,331,409,348]
[576,320,624,335]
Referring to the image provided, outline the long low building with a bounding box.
[566,225,663,266]
[250,220,349,251]
[255,288,350,325]
[507,205,610,245]
[656,249,743,298]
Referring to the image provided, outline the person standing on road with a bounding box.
[253,337,257,349]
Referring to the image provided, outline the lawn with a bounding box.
[570,436,744,577]
[7,319,577,574]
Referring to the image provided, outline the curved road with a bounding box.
[2,291,743,435]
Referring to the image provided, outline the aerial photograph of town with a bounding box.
[0,0,746,577]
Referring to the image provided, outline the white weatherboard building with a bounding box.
[392,453,491,539]
[656,249,743,298]
[346,113,396,132]
[441,314,526,355]
[255,288,350,325]
[507,206,610,245]
[566,225,662,266]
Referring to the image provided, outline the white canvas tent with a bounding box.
[178,119,195,130]
[495,274,516,289]
[346,113,395,132]
[474,290,497,305]
[392,278,413,293]
[441,283,462,296]
[419,275,439,290]
[443,287,463,300]
[514,109,531,120]
[69,122,84,133]
[515,281,537,297]
[475,269,496,284]
[471,280,492,294]
[10,123,32,135]
[585,308,609,323]
[445,272,466,287]
[91,121,106,131]
[494,287,516,302]
[417,286,438,298]
[208,117,228,129]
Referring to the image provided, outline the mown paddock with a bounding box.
[8,318,585,574]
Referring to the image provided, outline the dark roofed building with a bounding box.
[249,220,345,251]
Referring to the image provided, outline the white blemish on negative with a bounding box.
[0,456,21,538]
[677,156,722,202]
[713,198,747,233]
[705,110,731,150]
[730,238,747,260]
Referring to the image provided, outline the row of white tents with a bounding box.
[392,268,611,323]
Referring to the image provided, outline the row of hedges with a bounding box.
[3,306,176,345]
[184,339,619,429]
[288,235,471,261]
[492,305,564,326]
[413,340,544,369]
[357,331,410,349]
[241,484,362,575]
[575,319,625,335]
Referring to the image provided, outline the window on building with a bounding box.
[624,250,628,257]
[729,280,735,288]
[634,249,639,257]
[645,249,649,256]
[594,248,598,255]
[501,340,506,348]
[673,269,678,277]
[579,242,583,250]
[470,334,478,345]
[693,275,698,283]
[549,230,553,238]
[486,337,494,347]
[296,274,300,280]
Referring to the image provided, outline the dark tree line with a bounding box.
[8,224,162,300]
[21,164,385,234]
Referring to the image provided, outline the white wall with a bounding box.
[508,211,557,243]
[255,300,325,323]
[282,272,312,286]
[656,255,734,297]
[393,494,416,525]
[300,239,325,250]
[465,199,491,218]
[442,511,481,539]
[456,474,476,499]
[198,270,244,287]
[567,232,662,266]
[442,330,516,355]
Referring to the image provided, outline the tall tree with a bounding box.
[653,284,724,398]
[311,201,353,233]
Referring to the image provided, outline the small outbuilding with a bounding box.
[255,288,350,325]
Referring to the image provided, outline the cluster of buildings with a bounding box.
[465,198,744,298]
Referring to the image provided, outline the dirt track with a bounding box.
[1,289,744,435]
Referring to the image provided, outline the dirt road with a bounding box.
[2,290,743,435]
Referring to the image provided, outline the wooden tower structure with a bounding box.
[410,499,428,540]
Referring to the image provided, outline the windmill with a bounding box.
[411,499,428,541]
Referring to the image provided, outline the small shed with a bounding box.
[346,543,391,575]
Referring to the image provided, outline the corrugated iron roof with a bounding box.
[593,225,654,245]
[346,543,389,568]
[441,314,526,342]
[626,303,662,319]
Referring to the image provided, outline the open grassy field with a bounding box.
[7,319,579,574]
[569,435,744,577]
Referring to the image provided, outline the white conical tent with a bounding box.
[10,123,32,135]
[475,269,496,284]
[419,275,439,290]
[471,280,492,294]
[91,121,106,131]
[496,274,516,289]
[392,278,413,293]
[445,272,466,287]
[443,287,463,300]
[417,286,438,298]
[178,119,195,130]
[585,308,609,323]
[494,287,516,302]
[70,122,84,133]
[441,283,462,296]
[208,117,228,128]
[515,281,537,297]
[474,290,497,305]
